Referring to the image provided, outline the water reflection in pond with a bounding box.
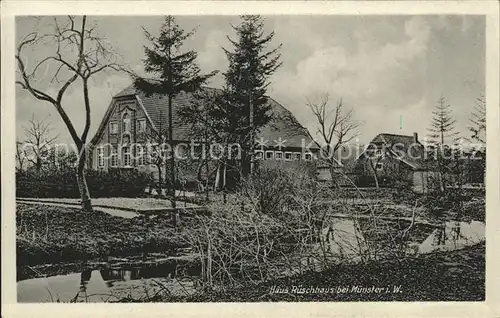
[17,263,195,303]
[295,218,485,273]
[418,220,484,254]
[17,217,485,303]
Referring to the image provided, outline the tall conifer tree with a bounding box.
[427,95,459,192]
[468,93,486,144]
[222,15,282,176]
[133,16,217,211]
[428,96,459,146]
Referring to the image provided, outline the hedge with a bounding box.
[16,168,152,198]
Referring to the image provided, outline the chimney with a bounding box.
[413,132,418,143]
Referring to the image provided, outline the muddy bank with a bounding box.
[16,204,193,269]
[161,243,485,302]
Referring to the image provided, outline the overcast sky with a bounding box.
[16,15,485,146]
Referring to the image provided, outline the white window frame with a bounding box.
[110,150,118,167]
[265,150,274,160]
[304,153,313,161]
[122,146,131,167]
[110,122,118,134]
[275,151,283,160]
[376,162,384,171]
[284,152,292,161]
[254,150,264,160]
[294,152,302,161]
[136,146,145,166]
[97,147,104,168]
[137,118,146,133]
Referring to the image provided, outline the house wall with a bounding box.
[356,155,413,185]
[412,170,440,193]
[93,97,152,171]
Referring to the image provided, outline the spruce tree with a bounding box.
[133,16,217,211]
[468,93,486,144]
[467,93,486,183]
[428,96,459,146]
[427,96,460,192]
[222,15,282,176]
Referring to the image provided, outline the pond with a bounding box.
[17,217,485,303]
[17,261,197,302]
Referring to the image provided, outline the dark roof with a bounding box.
[367,133,425,170]
[113,84,318,149]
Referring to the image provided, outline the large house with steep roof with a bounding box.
[90,84,319,187]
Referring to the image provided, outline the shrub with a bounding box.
[16,168,152,198]
[240,162,317,218]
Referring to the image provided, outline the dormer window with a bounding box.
[122,113,131,133]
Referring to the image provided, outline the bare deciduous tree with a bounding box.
[22,114,59,172]
[16,16,123,211]
[16,141,27,172]
[307,93,360,184]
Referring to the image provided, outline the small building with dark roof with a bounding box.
[316,132,436,193]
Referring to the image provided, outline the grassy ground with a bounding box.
[16,203,190,269]
[158,243,485,302]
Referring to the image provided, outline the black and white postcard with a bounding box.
[2,1,499,317]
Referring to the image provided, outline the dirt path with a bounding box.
[16,200,139,218]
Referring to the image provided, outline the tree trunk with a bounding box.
[157,164,163,196]
[36,158,42,172]
[222,161,227,204]
[214,163,221,191]
[168,93,177,213]
[370,163,380,189]
[77,148,93,212]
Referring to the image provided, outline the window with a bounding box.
[294,152,302,161]
[376,162,384,170]
[136,146,145,166]
[284,152,292,161]
[254,150,264,160]
[275,152,283,160]
[110,122,118,134]
[304,153,312,161]
[122,113,131,133]
[122,135,130,145]
[110,149,118,167]
[138,119,146,133]
[265,151,274,160]
[97,147,104,168]
[122,146,131,167]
